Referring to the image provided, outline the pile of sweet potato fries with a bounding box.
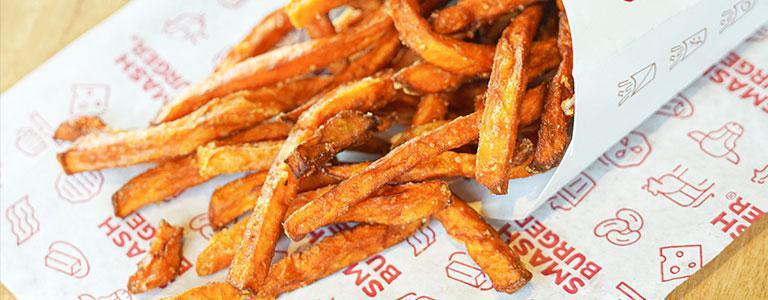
[55,0,574,298]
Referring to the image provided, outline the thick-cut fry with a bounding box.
[519,84,546,126]
[196,218,249,276]
[165,282,244,300]
[112,156,206,218]
[154,9,392,123]
[305,14,337,38]
[389,0,495,76]
[389,120,447,147]
[435,195,532,294]
[196,141,283,177]
[526,38,560,82]
[53,115,108,142]
[412,93,450,126]
[127,220,184,294]
[228,73,397,291]
[283,111,480,240]
[223,120,292,145]
[216,9,294,73]
[430,0,539,34]
[476,5,542,194]
[394,62,465,95]
[286,110,379,177]
[58,92,286,174]
[257,222,422,297]
[529,13,573,173]
[208,172,268,230]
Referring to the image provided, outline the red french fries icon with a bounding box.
[45,241,90,279]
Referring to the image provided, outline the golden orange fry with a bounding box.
[283,111,480,240]
[530,13,573,173]
[216,8,294,73]
[285,0,351,28]
[196,218,249,276]
[412,93,451,126]
[196,141,283,177]
[476,5,542,194]
[154,9,392,123]
[389,0,495,76]
[53,115,108,142]
[286,110,379,177]
[430,0,539,34]
[127,220,184,294]
[58,92,286,174]
[257,222,422,298]
[228,73,397,291]
[164,282,245,300]
[435,195,532,293]
[223,120,292,145]
[389,120,447,147]
[394,62,465,95]
[305,14,337,38]
[519,84,546,127]
[208,172,268,230]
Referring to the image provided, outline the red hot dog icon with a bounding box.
[44,241,90,279]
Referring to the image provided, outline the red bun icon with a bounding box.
[445,251,493,290]
[55,171,104,203]
[45,241,90,279]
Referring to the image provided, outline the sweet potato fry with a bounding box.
[222,120,292,145]
[53,115,108,142]
[283,111,480,240]
[196,218,249,276]
[476,5,542,194]
[526,38,560,82]
[127,220,184,294]
[305,14,337,38]
[257,222,422,297]
[389,0,495,76]
[430,0,539,34]
[228,73,397,291]
[196,141,283,177]
[165,282,244,300]
[58,92,286,174]
[412,93,450,126]
[347,136,391,154]
[394,62,465,95]
[286,110,379,177]
[285,0,351,28]
[208,172,268,230]
[435,195,532,293]
[216,9,294,73]
[529,13,573,173]
[519,84,546,126]
[154,9,392,123]
[389,120,446,147]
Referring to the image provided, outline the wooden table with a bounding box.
[1,1,766,299]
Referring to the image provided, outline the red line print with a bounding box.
[599,131,651,169]
[752,164,768,185]
[548,172,596,211]
[44,241,90,279]
[617,63,656,106]
[746,26,768,43]
[217,0,247,9]
[78,289,132,300]
[188,213,214,240]
[655,94,694,119]
[616,281,646,300]
[593,208,644,246]
[406,225,436,257]
[5,195,40,246]
[659,244,702,282]
[55,171,104,204]
[163,12,207,44]
[397,292,435,300]
[445,251,493,291]
[71,84,110,116]
[687,121,743,165]
[642,164,715,208]
[15,127,47,156]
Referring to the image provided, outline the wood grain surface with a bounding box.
[0,0,766,299]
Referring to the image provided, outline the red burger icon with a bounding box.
[55,171,104,203]
[44,241,90,279]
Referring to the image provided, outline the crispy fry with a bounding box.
[208,172,268,230]
[332,7,364,32]
[286,110,379,177]
[165,282,244,300]
[216,9,294,73]
[526,38,560,82]
[435,195,532,293]
[283,111,480,240]
[53,115,108,142]
[285,0,351,28]
[476,5,542,194]
[519,84,546,126]
[305,14,337,38]
[197,141,283,177]
[348,136,391,154]
[58,92,286,174]
[529,13,573,173]
[196,218,249,276]
[412,93,450,126]
[154,9,392,123]
[430,0,539,34]
[258,222,422,297]
[228,73,397,291]
[394,62,465,95]
[390,120,447,147]
[389,0,495,76]
[127,220,184,294]
[223,120,292,145]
